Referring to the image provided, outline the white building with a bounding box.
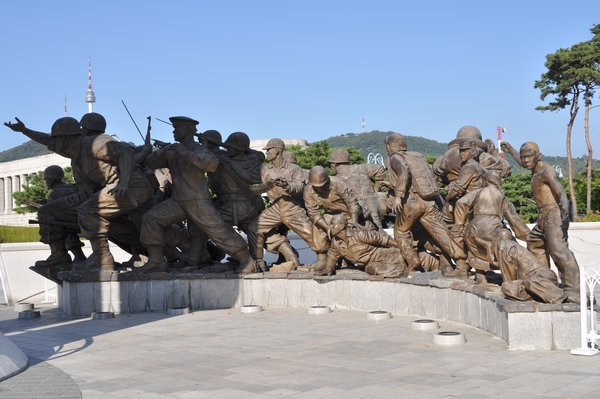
[0,153,71,226]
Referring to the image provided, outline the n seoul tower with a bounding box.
[85,58,96,113]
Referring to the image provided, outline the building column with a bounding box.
[13,175,21,210]
[19,174,27,190]
[5,177,12,213]
[0,178,4,214]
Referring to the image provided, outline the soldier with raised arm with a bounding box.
[501,141,580,303]
[4,115,150,272]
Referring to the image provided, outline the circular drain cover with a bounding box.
[167,307,191,316]
[367,310,392,321]
[91,312,115,320]
[433,331,466,346]
[241,305,262,314]
[18,310,41,319]
[308,306,331,315]
[412,319,439,331]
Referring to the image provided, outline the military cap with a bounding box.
[458,139,479,150]
[454,137,485,150]
[224,132,250,151]
[263,138,285,150]
[328,148,350,164]
[43,165,65,180]
[80,112,107,133]
[169,116,199,127]
[202,129,223,145]
[308,165,330,187]
[51,117,82,137]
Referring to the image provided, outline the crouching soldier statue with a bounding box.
[35,164,86,273]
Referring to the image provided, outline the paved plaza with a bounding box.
[0,304,599,399]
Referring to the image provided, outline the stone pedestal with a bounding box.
[57,270,584,350]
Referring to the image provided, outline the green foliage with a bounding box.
[287,141,365,173]
[502,173,538,223]
[0,140,51,162]
[579,211,600,222]
[572,168,600,212]
[12,166,74,214]
[0,225,40,243]
[535,24,599,113]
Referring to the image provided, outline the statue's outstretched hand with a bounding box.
[4,117,26,133]
[500,141,513,153]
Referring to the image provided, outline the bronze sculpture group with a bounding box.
[3,115,581,304]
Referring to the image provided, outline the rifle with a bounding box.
[155,118,173,126]
[121,100,146,142]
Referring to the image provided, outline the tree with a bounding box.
[574,25,600,212]
[572,168,600,213]
[287,141,365,172]
[502,173,538,223]
[535,47,581,219]
[535,25,600,217]
[12,166,74,214]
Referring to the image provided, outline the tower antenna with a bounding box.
[85,57,96,113]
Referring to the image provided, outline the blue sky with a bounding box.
[1,1,598,157]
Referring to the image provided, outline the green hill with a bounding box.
[325,130,599,175]
[0,140,51,162]
[326,130,448,158]
[2,134,599,176]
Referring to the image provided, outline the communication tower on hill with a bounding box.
[85,58,96,113]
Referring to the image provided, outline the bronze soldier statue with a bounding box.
[304,165,363,229]
[207,131,265,261]
[322,214,407,277]
[385,133,467,275]
[139,117,255,273]
[4,116,146,270]
[434,125,510,187]
[328,148,386,229]
[474,229,566,303]
[36,164,87,270]
[453,171,530,283]
[501,141,580,303]
[254,138,329,272]
[446,139,487,202]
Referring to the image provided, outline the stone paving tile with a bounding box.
[0,358,81,399]
[2,305,600,398]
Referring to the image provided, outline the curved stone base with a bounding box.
[57,270,583,350]
[0,333,28,382]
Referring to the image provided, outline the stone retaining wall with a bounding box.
[58,270,583,351]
